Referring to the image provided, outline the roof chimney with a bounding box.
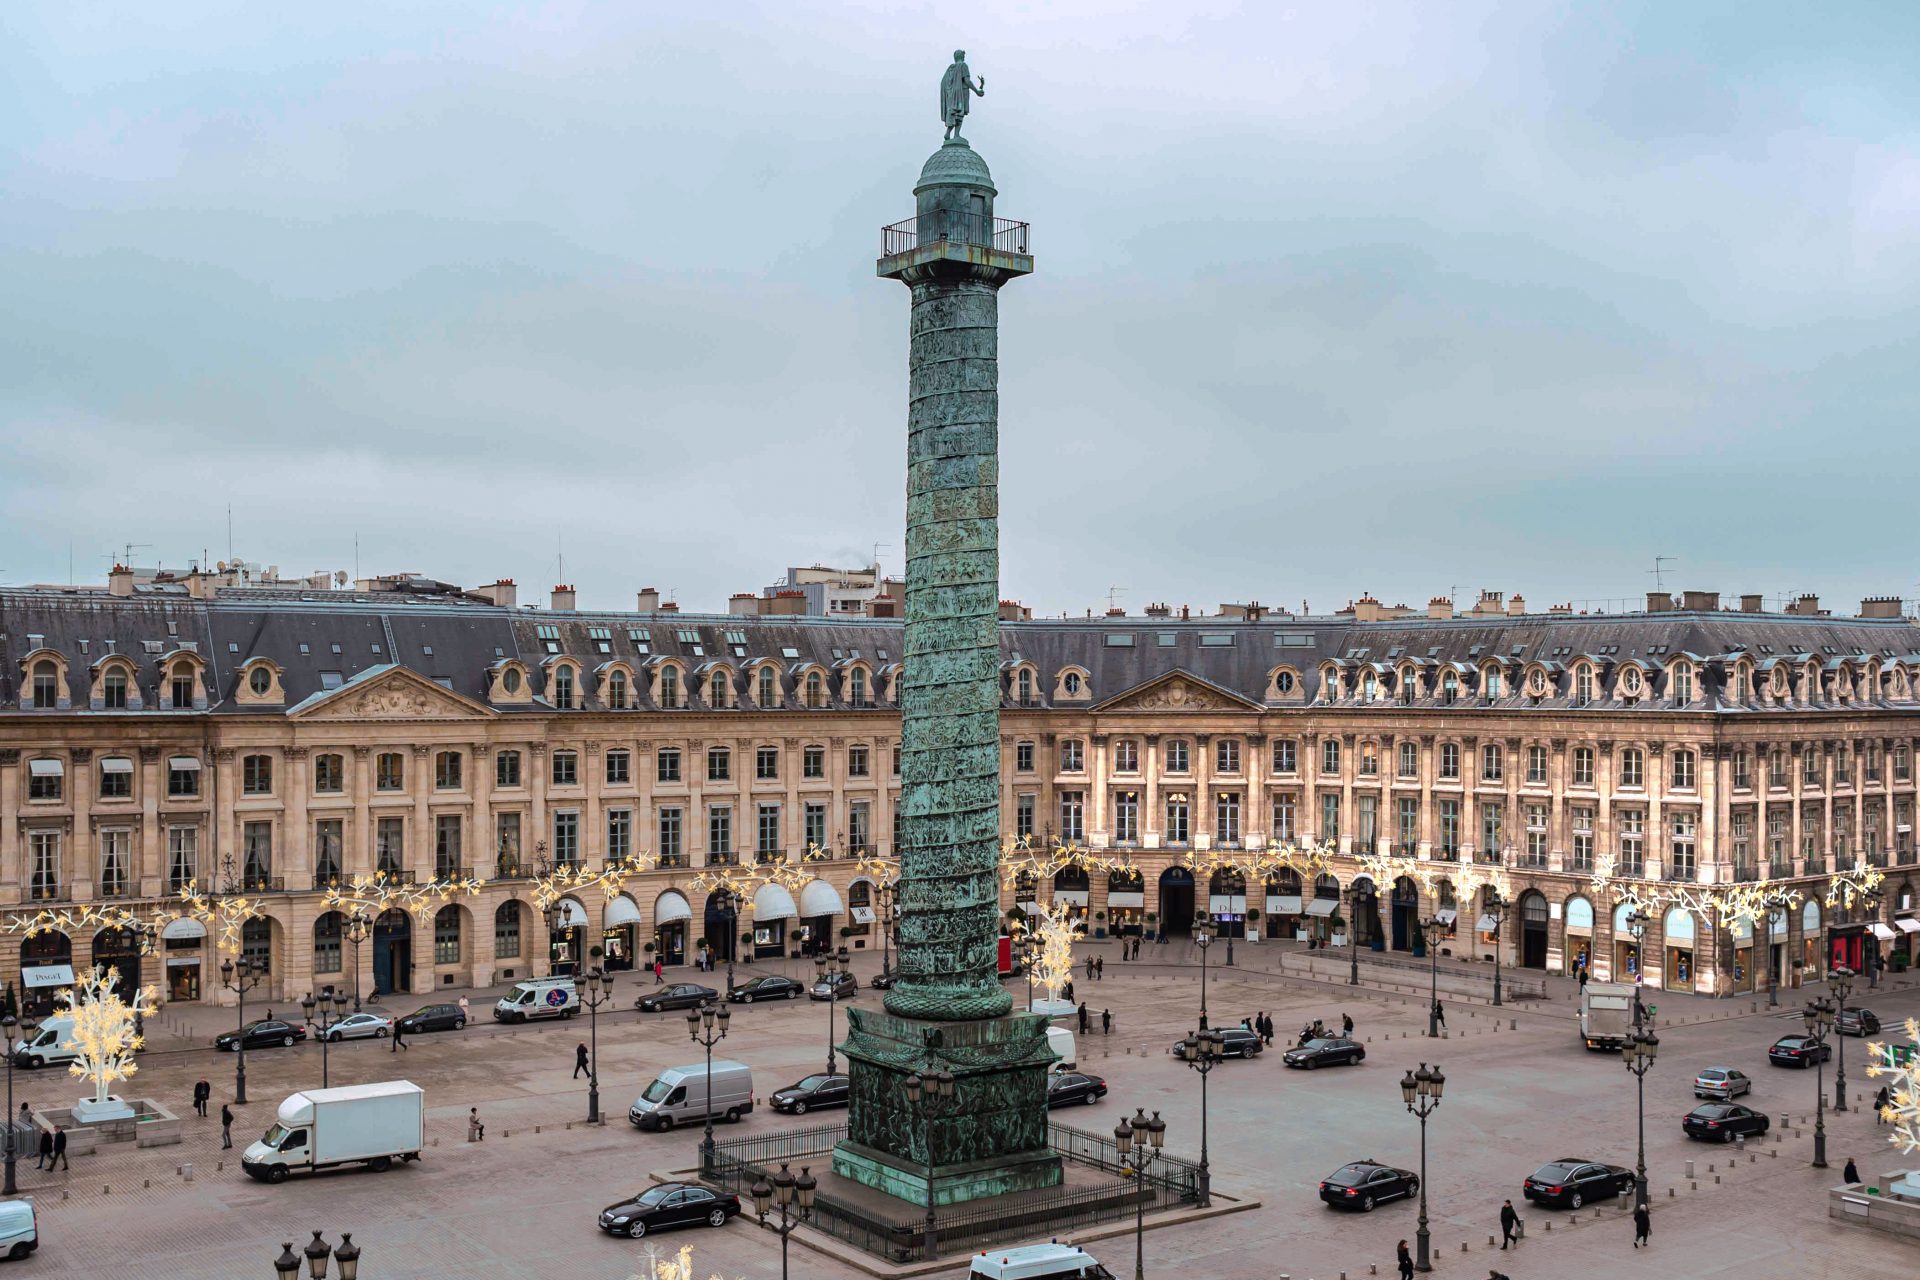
[550,584,576,612]
[473,579,517,608]
[1646,591,1674,612]
[108,564,135,597]
[1472,590,1504,616]
[1144,602,1171,619]
[728,592,762,616]
[1547,602,1573,616]
[1507,593,1527,617]
[1860,596,1903,620]
[1789,593,1822,617]
[186,566,217,600]
[635,588,660,612]
[1740,593,1764,614]
[1681,590,1719,612]
[657,600,680,613]
[1427,596,1454,620]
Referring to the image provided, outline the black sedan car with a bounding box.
[1837,1008,1882,1037]
[1046,1072,1108,1108]
[1319,1161,1418,1212]
[1682,1102,1770,1143]
[638,983,720,1013]
[597,1182,741,1240]
[215,1019,307,1052]
[1171,1027,1263,1060]
[1768,1035,1832,1068]
[1522,1159,1636,1209]
[396,1003,467,1034]
[770,1073,850,1115]
[809,972,858,1001]
[1283,1036,1366,1069]
[869,971,899,990]
[729,976,804,1003]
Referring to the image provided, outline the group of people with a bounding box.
[1075,1003,1112,1036]
[188,1078,238,1149]
[1273,1011,1355,1046]
[1081,955,1106,981]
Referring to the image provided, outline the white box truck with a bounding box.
[1578,982,1638,1051]
[242,1081,425,1184]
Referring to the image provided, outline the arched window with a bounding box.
[552,665,575,710]
[1441,671,1458,705]
[1361,671,1377,703]
[659,665,681,709]
[103,666,130,708]
[313,912,344,974]
[1575,664,1595,705]
[1017,669,1034,705]
[1483,667,1503,700]
[493,901,523,959]
[758,666,778,708]
[241,917,272,973]
[608,669,629,710]
[710,670,728,707]
[31,660,59,708]
[805,671,824,708]
[434,905,462,965]
[1672,664,1694,705]
[169,661,197,708]
[850,668,869,707]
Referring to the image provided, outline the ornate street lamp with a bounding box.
[1422,912,1443,1038]
[1485,888,1509,1008]
[582,966,615,1123]
[1762,896,1788,1008]
[903,1068,957,1261]
[1113,1108,1167,1280]
[750,1162,816,1280]
[1830,967,1853,1112]
[1804,995,1834,1169]
[1180,1026,1221,1208]
[221,955,264,1104]
[1347,883,1365,986]
[1,1012,40,1195]
[877,880,898,984]
[1621,1018,1658,1210]
[300,987,351,1089]
[340,909,373,1013]
[1625,908,1651,1026]
[687,1002,732,1172]
[276,1231,358,1280]
[1399,1062,1445,1273]
[1194,917,1215,1031]
[814,945,851,1075]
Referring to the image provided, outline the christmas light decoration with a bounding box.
[55,965,156,1107]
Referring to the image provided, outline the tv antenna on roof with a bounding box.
[1648,555,1676,591]
[1106,586,1128,612]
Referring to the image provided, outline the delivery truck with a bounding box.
[1577,982,1639,1051]
[242,1081,425,1183]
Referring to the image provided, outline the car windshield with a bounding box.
[1302,1039,1334,1050]
[263,1123,288,1147]
[634,1186,675,1206]
[794,1075,830,1091]
[1328,1164,1372,1185]
[641,1079,674,1104]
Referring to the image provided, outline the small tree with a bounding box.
[58,966,157,1105]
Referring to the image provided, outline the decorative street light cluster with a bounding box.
[1621,1016,1658,1210]
[1,1013,37,1195]
[1,902,172,951]
[1179,1026,1221,1208]
[301,987,352,1089]
[221,955,266,1103]
[1804,994,1836,1169]
[1399,1062,1445,1273]
[750,1163,816,1280]
[581,966,616,1123]
[1830,967,1855,1112]
[687,1002,732,1171]
[178,853,270,956]
[903,1069,957,1261]
[1113,1108,1167,1280]
[813,946,851,1074]
[273,1231,360,1280]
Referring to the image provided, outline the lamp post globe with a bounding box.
[1830,967,1852,1112]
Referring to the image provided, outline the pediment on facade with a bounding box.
[1093,669,1263,713]
[288,664,495,721]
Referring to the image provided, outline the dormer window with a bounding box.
[804,671,824,709]
[758,666,778,709]
[103,668,130,709]
[1672,664,1694,705]
[709,670,729,708]
[170,666,196,707]
[608,669,630,710]
[1483,668,1503,700]
[849,668,869,708]
[552,665,575,710]
[502,668,523,695]
[31,660,58,709]
[660,665,682,709]
[1441,671,1458,705]
[1575,665,1594,705]
[1016,668,1035,706]
[1064,672,1083,696]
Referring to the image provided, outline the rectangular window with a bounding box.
[1526,804,1548,863]
[376,753,404,791]
[1114,739,1139,773]
[434,815,463,876]
[377,817,405,875]
[848,746,870,778]
[1439,743,1460,780]
[1572,747,1594,787]
[1320,792,1340,844]
[1059,791,1085,843]
[605,749,631,785]
[1480,802,1504,857]
[553,811,580,865]
[1733,750,1752,790]
[1527,745,1547,784]
[167,826,198,893]
[1398,742,1418,779]
[435,909,460,965]
[757,804,781,858]
[1015,794,1035,839]
[1214,792,1242,845]
[756,746,779,780]
[1803,750,1820,786]
[1357,794,1378,849]
[1269,793,1294,842]
[1619,809,1646,873]
[314,913,343,973]
[1670,810,1697,879]
[707,747,731,782]
[495,813,522,875]
[1481,745,1503,783]
[707,805,733,859]
[1397,797,1419,853]
[1571,806,1595,870]
[98,829,132,898]
[243,754,273,795]
[493,905,522,960]
[658,748,683,783]
[804,802,827,850]
[1166,739,1191,773]
[1321,739,1341,775]
[1015,742,1035,773]
[607,809,632,862]
[552,750,578,786]
[658,808,683,863]
[803,746,825,779]
[849,800,871,852]
[242,821,273,887]
[495,750,521,787]
[1270,739,1296,774]
[27,759,63,802]
[1061,739,1085,772]
[435,751,463,790]
[1165,792,1191,844]
[1438,801,1460,857]
[315,819,344,883]
[98,756,133,800]
[1620,749,1644,788]
[27,831,61,902]
[1671,750,1696,789]
[1215,739,1241,774]
[1114,790,1139,843]
[1359,743,1378,776]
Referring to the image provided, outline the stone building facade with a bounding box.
[2,585,1917,1008]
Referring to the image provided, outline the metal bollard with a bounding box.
[183,1164,194,1182]
[1685,1159,1695,1178]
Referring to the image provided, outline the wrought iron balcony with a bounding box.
[881,212,1030,256]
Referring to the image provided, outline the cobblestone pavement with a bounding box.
[11,944,1914,1278]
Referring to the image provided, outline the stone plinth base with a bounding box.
[1028,998,1077,1018]
[72,1096,135,1123]
[38,1098,180,1150]
[836,1005,1062,1209]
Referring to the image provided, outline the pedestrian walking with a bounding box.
[1396,1239,1414,1280]
[1577,965,1589,991]
[1085,957,1095,982]
[468,1107,485,1143]
[574,1042,591,1079]
[392,1018,408,1052]
[1262,1012,1274,1045]
[1064,979,1075,1004]
[1876,1085,1892,1123]
[1432,999,1447,1031]
[1101,1008,1111,1035]
[654,957,664,983]
[1077,1003,1089,1035]
[1094,956,1103,980]
[47,1127,67,1172]
[193,1079,210,1117]
[1843,1157,1860,1184]
[1499,1198,1518,1249]
[34,1128,50,1170]
[1341,1012,1354,1037]
[1632,1202,1651,1247]
[221,1104,234,1149]
[458,995,470,1021]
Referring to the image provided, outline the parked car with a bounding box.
[1768,1035,1831,1068]
[1837,1008,1881,1037]
[1683,1102,1770,1143]
[1319,1160,1418,1212]
[810,972,858,1001]
[967,1243,1112,1280]
[216,1019,308,1052]
[1171,1027,1263,1060]
[597,1181,741,1240]
[1522,1159,1635,1209]
[729,976,804,1003]
[319,1012,393,1042]
[395,1003,467,1034]
[630,1061,754,1130]
[868,971,899,990]
[770,1073,850,1115]
[0,1198,37,1260]
[637,984,719,1013]
[1692,1067,1752,1100]
[1046,1072,1108,1108]
[1283,1036,1366,1069]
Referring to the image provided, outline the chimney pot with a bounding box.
[1647,591,1674,612]
[550,585,577,611]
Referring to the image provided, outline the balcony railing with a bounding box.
[1733,864,1759,883]
[28,882,68,904]
[1804,856,1827,874]
[655,854,687,870]
[241,875,286,893]
[707,852,738,868]
[1618,858,1646,878]
[1516,852,1548,870]
[434,864,475,882]
[314,871,345,891]
[882,211,1030,257]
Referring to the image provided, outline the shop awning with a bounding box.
[1054,889,1090,906]
[100,756,133,774]
[1896,918,1920,935]
[168,755,201,771]
[22,965,74,988]
[161,917,207,941]
[1209,894,1247,914]
[1306,898,1339,917]
[1434,908,1458,926]
[1870,922,1899,941]
[753,882,797,922]
[1267,894,1303,915]
[604,896,642,927]
[851,906,876,924]
[554,898,588,929]
[1108,891,1145,908]
[1475,915,1499,933]
[799,880,844,917]
[655,891,692,925]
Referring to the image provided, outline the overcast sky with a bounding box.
[4,3,1916,617]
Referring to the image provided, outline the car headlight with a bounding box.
[610,1216,629,1225]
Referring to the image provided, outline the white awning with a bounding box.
[161,917,207,941]
[554,898,588,929]
[1896,917,1920,935]
[799,880,844,917]
[851,905,876,924]
[754,882,798,922]
[1267,894,1303,915]
[169,755,201,771]
[1054,889,1089,906]
[1434,908,1458,926]
[1306,898,1339,917]
[1475,914,1499,933]
[1108,891,1144,908]
[604,896,642,927]
[27,759,62,778]
[22,964,74,989]
[1209,894,1247,914]
[655,891,692,925]
[100,756,133,774]
[1017,899,1039,914]
[1871,922,1900,941]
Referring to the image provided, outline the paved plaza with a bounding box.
[9,942,1913,1278]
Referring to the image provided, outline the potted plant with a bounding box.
[1245,907,1262,942]
[1093,909,1107,939]
[1144,911,1158,941]
[1329,913,1347,947]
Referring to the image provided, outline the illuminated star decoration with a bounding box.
[324,869,489,924]
[176,879,266,957]
[1866,1018,1920,1156]
[1009,897,1083,1007]
[3,903,177,944]
[56,965,157,1105]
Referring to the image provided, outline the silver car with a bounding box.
[1692,1067,1751,1100]
[321,1012,394,1042]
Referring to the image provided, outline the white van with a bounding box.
[493,976,578,1023]
[0,1199,37,1260]
[629,1060,754,1131]
[12,1016,77,1070]
[968,1244,1111,1280]
[1045,1026,1077,1072]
